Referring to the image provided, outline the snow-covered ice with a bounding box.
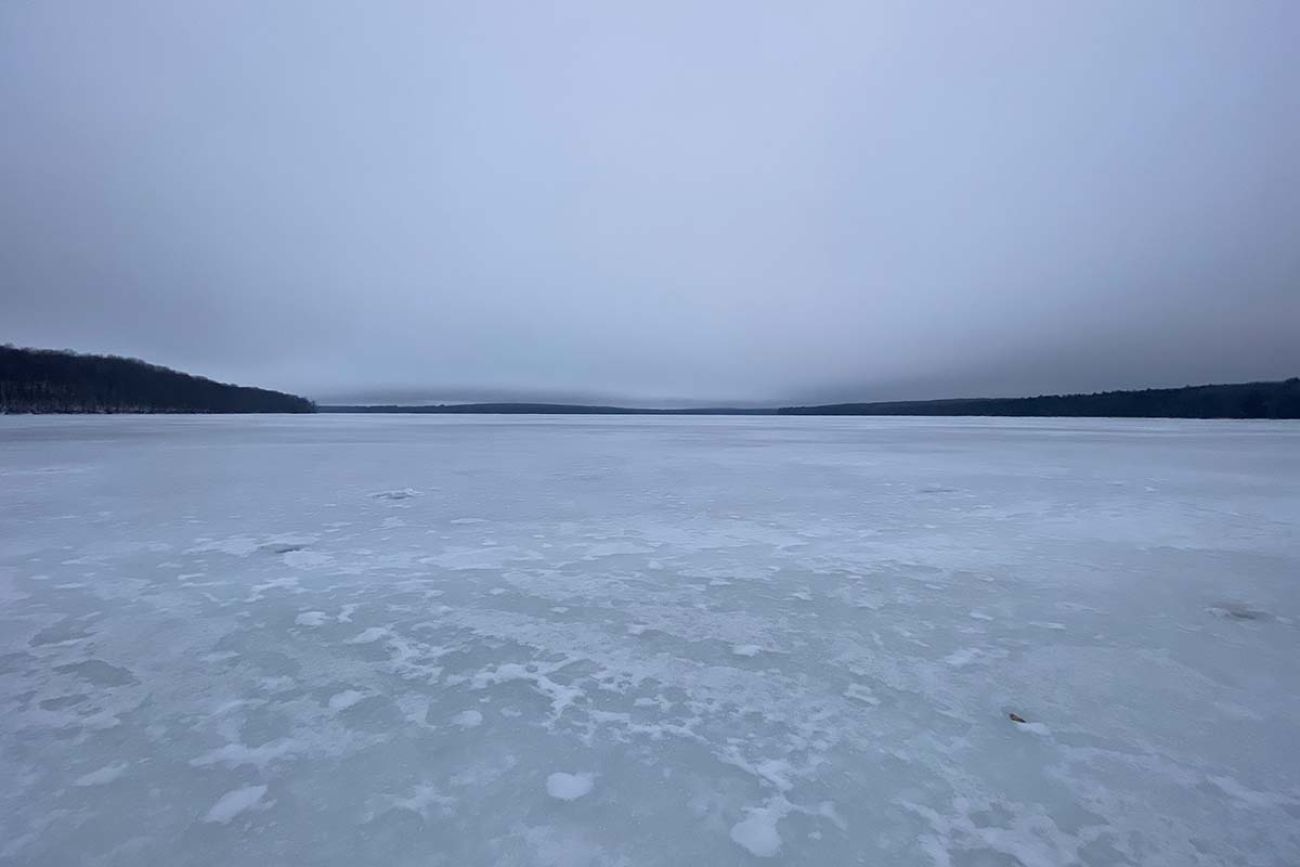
[1,414,1299,865]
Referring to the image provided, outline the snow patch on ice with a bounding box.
[471,661,585,720]
[730,805,784,857]
[73,761,128,786]
[388,782,455,819]
[246,576,299,602]
[843,683,879,705]
[328,690,366,711]
[203,785,268,824]
[189,536,259,557]
[191,740,300,771]
[1209,775,1291,808]
[944,647,980,668]
[545,771,595,801]
[451,709,483,728]
[1016,721,1051,736]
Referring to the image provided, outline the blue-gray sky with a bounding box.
[3,1,1298,404]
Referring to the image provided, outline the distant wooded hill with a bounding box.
[322,403,769,415]
[325,379,1300,418]
[779,379,1300,419]
[4,343,1295,418]
[0,346,315,414]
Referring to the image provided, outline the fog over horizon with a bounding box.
[3,1,1298,406]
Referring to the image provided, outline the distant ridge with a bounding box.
[0,345,315,414]
[779,379,1300,419]
[323,378,1300,419]
[4,345,1294,418]
[322,403,769,415]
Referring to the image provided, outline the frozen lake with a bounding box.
[1,415,1298,866]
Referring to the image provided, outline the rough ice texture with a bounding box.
[1,414,1298,866]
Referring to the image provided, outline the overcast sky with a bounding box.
[3,1,1298,404]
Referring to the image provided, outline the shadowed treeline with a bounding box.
[322,403,770,416]
[326,380,1300,419]
[778,380,1300,419]
[3,345,1296,417]
[0,346,315,414]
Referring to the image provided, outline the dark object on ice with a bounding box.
[258,542,307,555]
[1009,712,1028,723]
[372,489,419,500]
[1208,603,1271,622]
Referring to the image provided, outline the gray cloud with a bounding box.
[3,1,1297,404]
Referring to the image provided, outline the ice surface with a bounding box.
[1,414,1299,865]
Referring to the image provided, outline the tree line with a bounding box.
[329,381,1300,418]
[0,345,315,414]
[4,343,1295,417]
[778,379,1300,419]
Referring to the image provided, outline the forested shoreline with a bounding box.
[4,344,1295,418]
[0,346,315,414]
[779,379,1300,419]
